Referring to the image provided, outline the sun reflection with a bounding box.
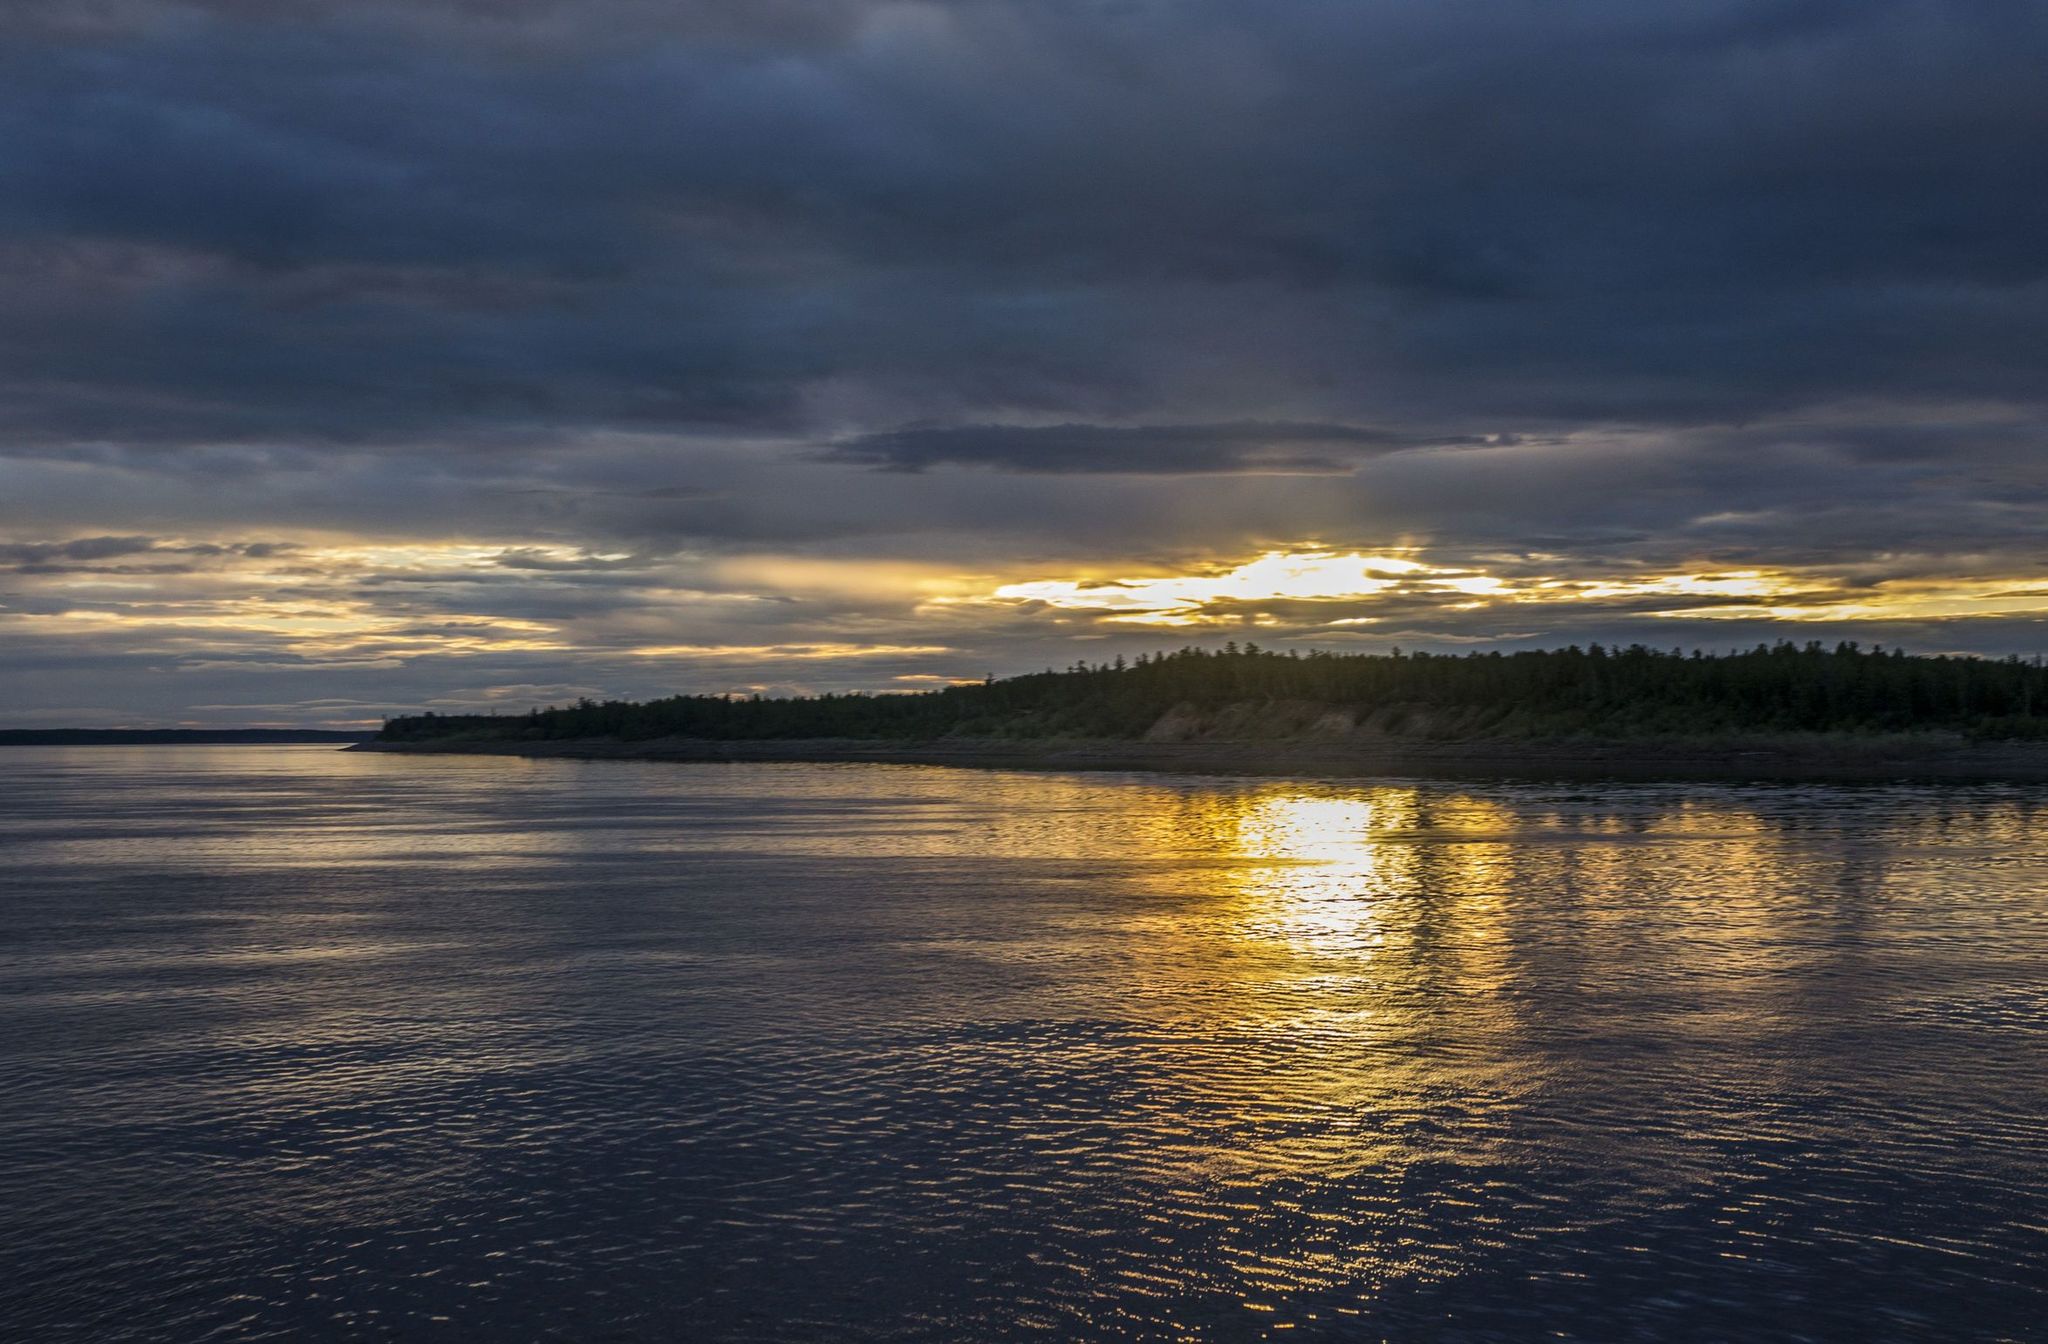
[1222,793,1399,953]
[1235,794,1381,867]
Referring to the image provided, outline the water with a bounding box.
[2,747,2045,1342]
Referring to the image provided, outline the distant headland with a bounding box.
[0,729,375,746]
[358,643,2048,780]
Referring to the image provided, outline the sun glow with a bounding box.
[992,550,1438,620]
[978,547,2048,629]
[2,532,972,676]
[14,530,2048,700]
[626,642,952,660]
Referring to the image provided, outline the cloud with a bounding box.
[0,535,163,565]
[0,534,301,573]
[822,422,1502,474]
[3,1,2048,721]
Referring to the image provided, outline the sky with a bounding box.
[4,0,2047,727]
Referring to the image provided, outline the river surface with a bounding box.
[2,746,2045,1341]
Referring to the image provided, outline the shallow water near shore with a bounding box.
[3,745,2046,1341]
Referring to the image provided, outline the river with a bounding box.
[2,746,2043,1340]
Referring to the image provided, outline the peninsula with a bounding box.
[360,643,2048,780]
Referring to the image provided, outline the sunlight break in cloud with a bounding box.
[991,552,1437,621]
[978,549,2048,631]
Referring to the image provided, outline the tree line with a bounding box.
[381,641,2048,743]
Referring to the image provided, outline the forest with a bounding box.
[380,642,2048,744]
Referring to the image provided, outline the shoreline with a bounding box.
[350,733,2048,781]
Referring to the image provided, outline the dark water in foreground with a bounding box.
[2,748,2045,1342]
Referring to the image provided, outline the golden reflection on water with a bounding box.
[1171,785,1532,977]
[1088,785,1555,1320]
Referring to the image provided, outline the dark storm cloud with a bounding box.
[1,0,2044,456]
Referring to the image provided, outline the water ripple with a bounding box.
[1,748,2045,1340]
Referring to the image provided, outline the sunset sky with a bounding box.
[5,0,2047,726]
